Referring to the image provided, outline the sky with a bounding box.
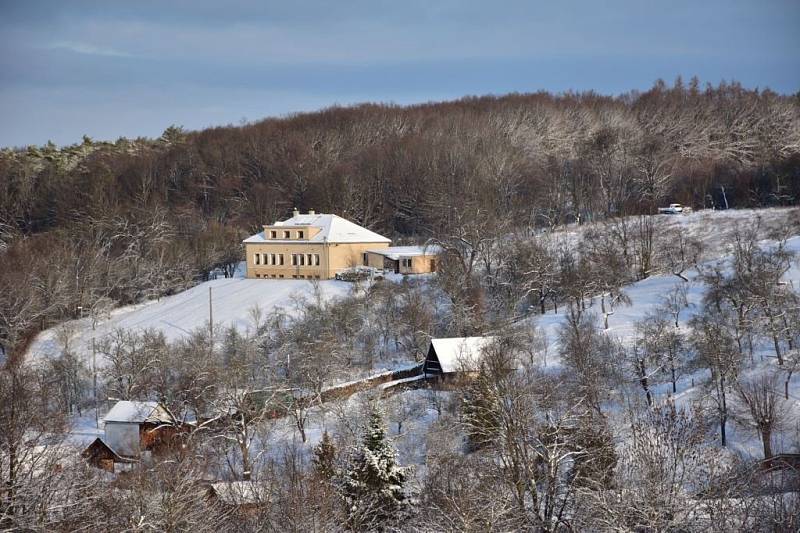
[0,0,798,147]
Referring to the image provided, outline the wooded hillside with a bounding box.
[1,78,799,359]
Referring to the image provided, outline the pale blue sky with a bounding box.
[1,0,798,147]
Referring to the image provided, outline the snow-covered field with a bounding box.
[28,265,353,363]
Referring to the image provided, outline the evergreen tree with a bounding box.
[461,366,501,451]
[313,430,337,481]
[341,406,410,529]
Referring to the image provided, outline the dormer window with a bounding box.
[270,230,277,239]
[284,230,291,239]
[298,230,304,239]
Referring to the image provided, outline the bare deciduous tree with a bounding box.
[733,373,787,459]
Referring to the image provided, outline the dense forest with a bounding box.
[1,78,799,356]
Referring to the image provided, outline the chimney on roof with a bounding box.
[292,207,299,218]
[308,209,315,215]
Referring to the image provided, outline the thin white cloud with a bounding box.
[46,41,134,58]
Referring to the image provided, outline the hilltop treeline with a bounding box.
[3,78,799,237]
[1,78,799,358]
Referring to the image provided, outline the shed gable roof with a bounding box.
[429,336,496,373]
[81,437,136,463]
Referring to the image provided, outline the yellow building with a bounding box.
[364,246,440,274]
[243,209,391,280]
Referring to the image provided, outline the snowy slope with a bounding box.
[536,228,800,361]
[533,233,800,458]
[28,266,352,363]
[549,207,799,258]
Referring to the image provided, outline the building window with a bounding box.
[299,254,305,266]
[265,254,271,266]
[402,258,412,268]
[254,253,261,265]
[279,254,285,265]
[270,253,276,266]
[314,254,320,266]
[298,230,304,239]
[291,254,297,266]
[306,253,313,266]
[270,230,277,239]
[363,252,368,265]
[279,274,284,278]
[284,230,291,239]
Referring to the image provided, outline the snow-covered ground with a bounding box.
[549,207,799,258]
[28,264,353,364]
[536,234,800,359]
[533,232,800,458]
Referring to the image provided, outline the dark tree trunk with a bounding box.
[760,428,772,459]
[638,360,652,406]
[670,362,677,394]
[720,375,728,447]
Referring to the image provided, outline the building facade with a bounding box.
[243,210,391,280]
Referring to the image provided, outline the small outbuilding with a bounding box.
[207,481,266,515]
[103,400,176,459]
[423,336,496,377]
[81,438,136,472]
[364,245,440,274]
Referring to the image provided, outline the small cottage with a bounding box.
[102,400,176,459]
[422,337,496,377]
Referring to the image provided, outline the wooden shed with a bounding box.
[81,438,136,472]
[207,481,266,515]
[423,336,496,377]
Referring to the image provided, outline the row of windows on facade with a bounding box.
[253,253,320,266]
[267,229,304,239]
[255,273,321,279]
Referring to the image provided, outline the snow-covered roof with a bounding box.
[366,245,441,260]
[210,481,266,505]
[243,213,390,244]
[82,437,137,463]
[103,401,172,424]
[429,336,496,373]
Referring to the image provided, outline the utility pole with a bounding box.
[208,286,213,344]
[92,337,98,429]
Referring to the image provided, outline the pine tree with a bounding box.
[341,406,410,529]
[313,430,337,480]
[461,369,501,451]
